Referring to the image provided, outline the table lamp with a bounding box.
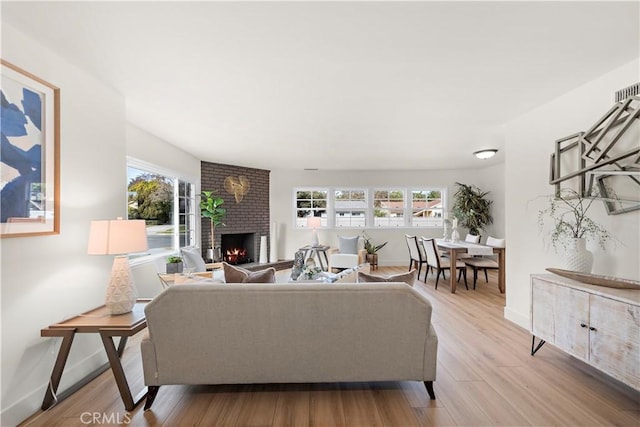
[306,216,321,246]
[88,218,148,315]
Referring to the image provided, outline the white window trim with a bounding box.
[127,156,200,265]
[293,186,447,229]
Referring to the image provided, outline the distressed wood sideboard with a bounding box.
[530,273,640,391]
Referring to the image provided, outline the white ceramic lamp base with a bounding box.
[105,255,137,315]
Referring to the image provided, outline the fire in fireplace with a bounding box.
[225,247,248,265]
[221,232,255,265]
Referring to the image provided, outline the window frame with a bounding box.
[126,157,199,262]
[333,188,368,229]
[293,186,446,229]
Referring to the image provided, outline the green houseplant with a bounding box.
[362,231,388,268]
[200,191,226,260]
[166,256,183,274]
[451,182,493,236]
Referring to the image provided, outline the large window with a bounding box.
[410,189,443,227]
[334,189,366,228]
[127,159,197,256]
[294,186,445,229]
[373,189,405,227]
[295,189,328,227]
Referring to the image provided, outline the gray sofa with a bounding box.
[141,282,438,409]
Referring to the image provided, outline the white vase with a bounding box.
[565,238,593,273]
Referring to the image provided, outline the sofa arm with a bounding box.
[141,333,159,386]
[423,324,438,381]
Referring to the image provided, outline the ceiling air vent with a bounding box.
[614,82,640,102]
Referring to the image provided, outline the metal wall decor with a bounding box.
[549,93,640,215]
[224,175,250,203]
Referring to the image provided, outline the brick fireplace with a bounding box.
[200,161,270,262]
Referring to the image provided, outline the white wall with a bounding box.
[0,26,204,425]
[270,165,505,267]
[1,24,127,426]
[504,58,640,329]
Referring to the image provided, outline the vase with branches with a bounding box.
[200,190,226,261]
[537,188,612,272]
[451,182,493,236]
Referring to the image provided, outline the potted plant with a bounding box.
[200,190,226,261]
[452,182,493,236]
[166,256,183,274]
[537,188,611,273]
[362,231,388,269]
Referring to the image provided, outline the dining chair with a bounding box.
[405,234,428,280]
[421,237,467,290]
[463,236,505,290]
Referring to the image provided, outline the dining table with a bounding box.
[435,239,506,294]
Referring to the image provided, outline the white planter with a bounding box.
[565,238,593,273]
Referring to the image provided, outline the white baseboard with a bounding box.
[504,306,530,330]
[1,349,107,427]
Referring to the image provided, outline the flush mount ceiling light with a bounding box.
[473,149,498,159]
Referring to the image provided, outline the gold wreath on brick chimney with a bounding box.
[224,175,250,203]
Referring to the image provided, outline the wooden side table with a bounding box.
[41,300,150,411]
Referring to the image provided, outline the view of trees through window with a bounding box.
[127,165,195,254]
[295,190,328,227]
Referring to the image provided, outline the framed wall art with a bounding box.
[1,60,60,237]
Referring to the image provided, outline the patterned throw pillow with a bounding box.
[357,269,417,286]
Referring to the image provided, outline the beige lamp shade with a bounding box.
[88,218,148,255]
[306,216,322,229]
[87,218,148,315]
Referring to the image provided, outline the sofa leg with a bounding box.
[424,381,436,400]
[144,386,160,411]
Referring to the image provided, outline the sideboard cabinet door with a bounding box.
[531,277,589,360]
[589,295,640,390]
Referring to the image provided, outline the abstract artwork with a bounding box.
[1,60,60,237]
[549,93,640,215]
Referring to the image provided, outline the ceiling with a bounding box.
[2,1,639,171]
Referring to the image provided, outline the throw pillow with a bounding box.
[222,262,276,283]
[222,262,250,283]
[358,269,417,286]
[244,267,276,283]
[338,235,359,255]
[180,247,207,272]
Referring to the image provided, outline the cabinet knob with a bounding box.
[589,326,597,331]
[580,323,587,328]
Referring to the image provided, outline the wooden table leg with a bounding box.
[498,248,506,293]
[100,332,146,411]
[41,329,75,410]
[449,248,457,293]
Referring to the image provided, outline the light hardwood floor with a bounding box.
[21,267,640,426]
